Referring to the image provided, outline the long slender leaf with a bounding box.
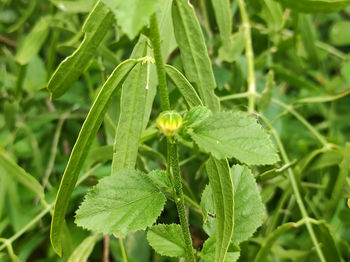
[164,64,202,108]
[211,0,232,49]
[172,0,220,112]
[15,16,51,65]
[50,59,139,256]
[67,233,99,262]
[0,150,44,200]
[112,36,149,172]
[47,1,114,98]
[205,157,234,262]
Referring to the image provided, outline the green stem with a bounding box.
[14,64,27,100]
[118,238,128,262]
[237,0,256,113]
[149,13,170,111]
[168,141,195,262]
[260,115,326,262]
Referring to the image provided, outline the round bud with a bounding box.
[156,111,183,137]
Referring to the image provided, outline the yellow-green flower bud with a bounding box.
[156,111,183,137]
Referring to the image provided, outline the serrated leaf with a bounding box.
[201,165,266,245]
[67,233,99,262]
[231,165,265,244]
[47,1,114,98]
[254,223,296,262]
[50,59,138,256]
[147,170,171,192]
[172,0,220,112]
[75,169,166,235]
[276,0,350,13]
[201,235,240,262]
[165,65,203,108]
[147,224,186,257]
[205,157,234,262]
[102,0,161,40]
[190,112,279,165]
[0,150,44,200]
[15,16,51,65]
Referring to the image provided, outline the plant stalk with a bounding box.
[149,13,170,111]
[168,141,196,262]
[237,0,256,113]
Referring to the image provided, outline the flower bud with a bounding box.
[156,111,183,137]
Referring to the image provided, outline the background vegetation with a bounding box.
[0,0,350,261]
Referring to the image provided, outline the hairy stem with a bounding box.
[168,141,196,262]
[237,0,256,113]
[149,13,170,111]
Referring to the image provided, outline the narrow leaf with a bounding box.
[75,169,166,235]
[254,223,296,262]
[50,59,138,256]
[191,112,279,165]
[147,224,186,257]
[51,0,97,13]
[295,88,350,104]
[47,1,114,98]
[0,150,44,199]
[172,0,220,112]
[67,233,99,262]
[15,16,51,65]
[276,0,350,13]
[211,0,232,49]
[102,0,162,40]
[205,157,234,262]
[112,37,148,172]
[164,64,203,108]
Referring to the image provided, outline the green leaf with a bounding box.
[327,143,350,215]
[147,224,186,257]
[295,88,350,104]
[172,0,220,112]
[190,112,279,165]
[67,233,99,262]
[102,0,161,40]
[0,150,44,200]
[276,0,350,13]
[329,20,350,46]
[200,235,240,262]
[15,16,51,65]
[51,0,98,13]
[260,0,284,32]
[211,0,232,48]
[313,222,342,262]
[299,15,319,68]
[75,169,166,235]
[254,223,296,262]
[205,157,234,262]
[218,30,245,63]
[231,165,265,244]
[183,106,211,129]
[50,59,138,256]
[47,1,114,98]
[112,36,149,172]
[147,170,171,192]
[164,65,203,108]
[202,164,266,245]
